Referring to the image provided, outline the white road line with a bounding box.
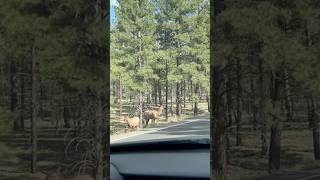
[111,118,209,143]
[297,174,320,180]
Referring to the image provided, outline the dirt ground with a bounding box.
[227,122,320,180]
[0,127,86,180]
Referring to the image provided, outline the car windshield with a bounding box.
[110,0,210,144]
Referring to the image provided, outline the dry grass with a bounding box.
[227,121,319,180]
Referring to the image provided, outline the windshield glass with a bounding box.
[110,0,210,144]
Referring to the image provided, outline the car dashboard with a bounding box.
[110,139,210,180]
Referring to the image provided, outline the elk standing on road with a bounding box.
[143,104,164,127]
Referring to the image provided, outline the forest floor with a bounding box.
[0,128,74,180]
[0,119,93,180]
[227,120,320,180]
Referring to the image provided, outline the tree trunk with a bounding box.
[98,1,109,178]
[176,82,181,117]
[158,79,162,105]
[171,85,173,116]
[183,80,186,108]
[119,80,123,118]
[165,59,168,121]
[19,72,25,130]
[211,66,227,180]
[11,61,19,131]
[307,96,313,128]
[190,80,193,103]
[138,30,144,128]
[154,80,158,105]
[250,72,257,130]
[284,68,293,122]
[226,65,232,128]
[194,83,199,116]
[102,1,110,177]
[113,81,118,103]
[63,100,70,128]
[225,62,232,152]
[112,81,116,98]
[176,40,182,117]
[268,124,281,172]
[139,92,143,128]
[207,94,210,112]
[258,57,267,155]
[147,81,152,104]
[235,58,242,146]
[18,59,25,131]
[31,46,38,173]
[268,71,281,173]
[129,92,132,103]
[0,63,4,106]
[313,116,320,160]
[211,1,227,179]
[309,96,320,160]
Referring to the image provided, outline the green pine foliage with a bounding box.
[111,0,210,114]
[212,0,320,177]
[0,0,108,177]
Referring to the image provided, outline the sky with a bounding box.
[110,0,118,26]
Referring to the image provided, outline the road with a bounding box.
[111,118,209,144]
[254,170,320,180]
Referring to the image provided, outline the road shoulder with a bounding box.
[110,114,209,143]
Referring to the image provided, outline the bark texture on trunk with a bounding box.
[211,66,227,180]
[194,83,199,116]
[235,58,242,146]
[211,0,227,179]
[258,58,267,155]
[268,71,281,173]
[31,46,37,173]
[284,69,293,122]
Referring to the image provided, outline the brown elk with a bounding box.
[122,116,140,130]
[143,104,164,126]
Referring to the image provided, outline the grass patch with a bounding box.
[0,142,19,160]
[227,165,267,180]
[227,119,319,179]
[300,159,320,170]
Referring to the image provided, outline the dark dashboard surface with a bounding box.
[110,138,210,180]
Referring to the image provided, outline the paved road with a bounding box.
[254,170,320,180]
[111,118,209,144]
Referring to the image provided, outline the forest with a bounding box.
[0,0,108,180]
[110,0,210,133]
[211,0,320,179]
[1,0,320,180]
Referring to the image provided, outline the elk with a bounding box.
[143,104,164,126]
[123,116,140,130]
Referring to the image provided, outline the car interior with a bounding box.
[110,138,210,180]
